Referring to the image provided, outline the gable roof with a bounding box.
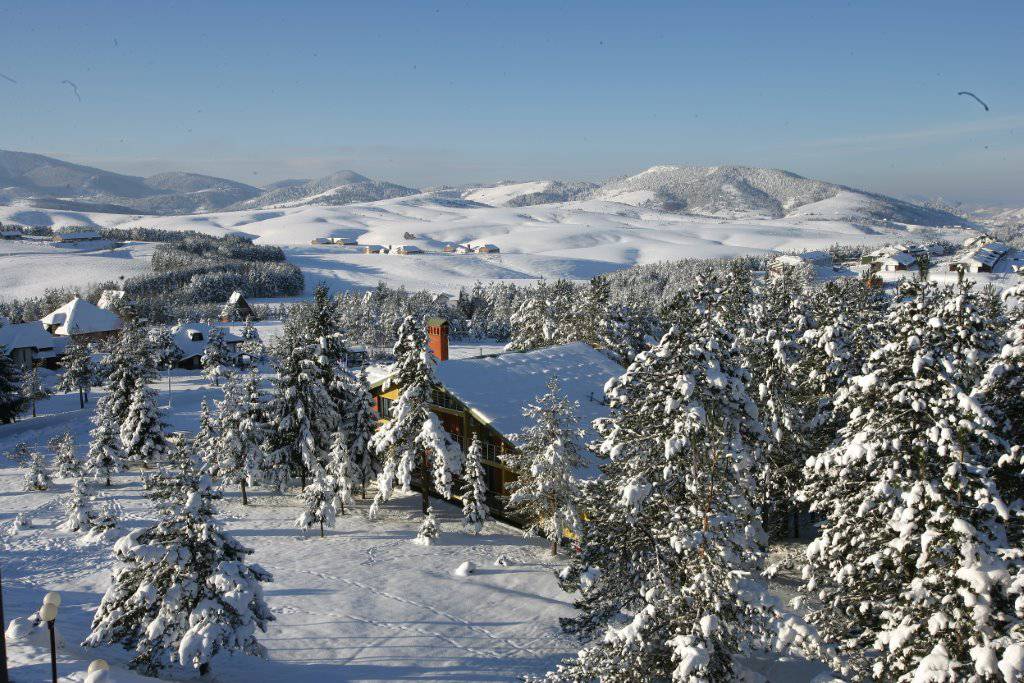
[41,298,122,336]
[433,341,621,438]
[0,321,65,356]
[880,251,918,267]
[170,322,243,360]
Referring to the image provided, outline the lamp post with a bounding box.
[40,592,60,683]
[0,566,7,683]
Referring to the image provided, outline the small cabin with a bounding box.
[948,242,1010,274]
[473,244,500,254]
[393,245,423,255]
[41,298,122,342]
[0,321,66,370]
[170,323,243,370]
[330,237,357,246]
[220,291,257,322]
[310,237,332,245]
[442,243,459,253]
[768,250,832,276]
[52,230,101,243]
[363,244,386,254]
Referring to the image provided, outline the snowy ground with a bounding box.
[0,196,972,298]
[0,367,577,682]
[0,237,156,300]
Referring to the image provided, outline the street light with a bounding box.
[39,592,59,683]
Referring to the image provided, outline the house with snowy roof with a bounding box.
[392,244,424,255]
[220,291,256,322]
[169,322,243,370]
[370,321,622,514]
[41,298,122,342]
[0,321,67,370]
[949,242,1011,274]
[51,229,102,243]
[768,250,832,277]
[470,243,501,254]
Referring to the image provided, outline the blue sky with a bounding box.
[0,1,1021,202]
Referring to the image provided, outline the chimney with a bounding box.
[426,317,449,361]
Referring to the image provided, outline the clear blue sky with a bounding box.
[1,1,1021,203]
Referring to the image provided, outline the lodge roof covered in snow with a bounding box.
[0,321,66,358]
[432,342,621,441]
[41,298,122,336]
[170,322,243,361]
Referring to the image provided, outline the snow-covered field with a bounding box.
[0,363,577,682]
[0,195,971,298]
[0,238,156,300]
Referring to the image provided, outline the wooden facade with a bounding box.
[372,382,519,510]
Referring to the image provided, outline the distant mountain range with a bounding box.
[0,149,981,228]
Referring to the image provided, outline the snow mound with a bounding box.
[454,560,477,577]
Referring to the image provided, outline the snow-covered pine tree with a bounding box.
[24,451,50,490]
[56,340,97,408]
[503,377,583,555]
[327,430,355,514]
[264,339,340,491]
[84,475,274,676]
[506,282,552,352]
[345,370,379,498]
[21,365,49,418]
[58,477,94,532]
[413,506,440,546]
[51,431,82,478]
[238,318,264,365]
[215,369,265,504]
[100,319,158,427]
[800,279,1021,681]
[296,473,336,538]
[460,433,489,534]
[120,376,168,467]
[201,326,230,387]
[369,315,462,519]
[541,306,828,681]
[0,346,26,423]
[745,267,812,538]
[84,498,122,543]
[85,407,122,486]
[194,399,220,476]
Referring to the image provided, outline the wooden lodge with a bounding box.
[369,321,621,515]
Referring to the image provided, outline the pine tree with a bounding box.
[264,339,340,491]
[56,340,97,408]
[21,365,49,418]
[327,430,355,514]
[506,282,552,352]
[24,451,50,491]
[201,327,230,387]
[84,475,274,676]
[100,319,158,426]
[345,370,379,498]
[800,280,1020,681]
[460,434,490,534]
[369,316,462,519]
[215,369,265,504]
[0,346,25,423]
[83,498,122,543]
[58,478,94,532]
[120,376,168,466]
[239,318,264,365]
[51,431,81,478]
[504,377,583,555]
[194,399,220,476]
[85,410,122,486]
[413,506,440,546]
[541,312,828,681]
[296,474,336,538]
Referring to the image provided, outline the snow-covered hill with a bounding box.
[0,150,262,214]
[0,193,971,298]
[463,180,597,207]
[227,170,417,210]
[591,165,968,227]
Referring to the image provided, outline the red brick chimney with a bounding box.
[426,317,449,361]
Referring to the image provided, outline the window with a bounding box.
[378,396,393,419]
[429,387,460,411]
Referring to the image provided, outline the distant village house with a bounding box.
[220,291,256,322]
[41,298,122,342]
[169,322,242,370]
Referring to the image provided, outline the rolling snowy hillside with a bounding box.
[591,165,968,226]
[0,193,971,298]
[226,171,418,210]
[0,150,262,214]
